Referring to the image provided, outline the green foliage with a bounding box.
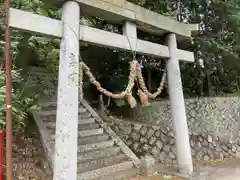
[182,0,240,96]
[0,0,59,132]
[0,69,38,131]
[130,0,240,97]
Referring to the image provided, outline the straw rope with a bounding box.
[79,59,167,107]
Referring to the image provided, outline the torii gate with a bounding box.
[8,0,198,179]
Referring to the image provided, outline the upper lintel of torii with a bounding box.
[42,0,199,39]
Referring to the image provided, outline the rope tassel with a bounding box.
[126,93,137,108]
[137,89,150,107]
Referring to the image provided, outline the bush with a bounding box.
[0,69,38,131]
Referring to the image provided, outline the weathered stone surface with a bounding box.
[126,139,133,146]
[142,144,150,152]
[222,145,228,152]
[169,151,176,160]
[119,124,132,135]
[198,136,204,142]
[168,130,174,137]
[164,157,173,165]
[232,145,237,152]
[212,141,217,147]
[161,127,169,135]
[140,127,148,136]
[196,151,204,160]
[191,149,196,156]
[163,145,170,153]
[120,135,129,141]
[132,142,140,151]
[195,142,202,149]
[149,136,157,145]
[160,133,168,143]
[169,138,174,145]
[203,140,209,147]
[219,153,224,160]
[112,125,119,133]
[140,156,156,176]
[152,126,161,130]
[171,147,176,155]
[131,132,141,141]
[155,140,163,150]
[203,155,210,161]
[107,96,240,165]
[133,124,142,131]
[140,137,148,144]
[154,130,161,137]
[151,147,160,158]
[159,151,167,161]
[207,135,213,143]
[146,128,155,139]
[190,139,195,147]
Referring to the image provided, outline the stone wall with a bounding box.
[106,97,240,165]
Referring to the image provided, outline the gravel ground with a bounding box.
[127,176,184,180]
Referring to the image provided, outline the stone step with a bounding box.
[40,102,58,111]
[41,115,95,124]
[48,129,105,141]
[79,112,92,118]
[79,123,100,130]
[45,122,99,132]
[79,128,104,137]
[78,146,120,163]
[78,118,95,125]
[37,108,87,117]
[78,134,110,145]
[41,115,56,122]
[78,154,129,173]
[91,167,139,180]
[78,140,114,153]
[78,161,134,180]
[41,101,84,109]
[41,101,57,108]
[44,116,95,124]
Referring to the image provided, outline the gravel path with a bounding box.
[193,158,240,180]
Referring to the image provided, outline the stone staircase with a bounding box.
[33,98,140,180]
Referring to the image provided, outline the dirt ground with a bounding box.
[4,120,52,180]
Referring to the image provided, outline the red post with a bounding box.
[4,0,13,179]
[0,131,3,180]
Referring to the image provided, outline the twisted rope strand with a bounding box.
[80,60,138,99]
[136,63,167,99]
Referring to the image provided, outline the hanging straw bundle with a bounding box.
[126,93,137,108]
[137,89,150,107]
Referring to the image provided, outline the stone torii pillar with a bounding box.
[53,1,80,180]
[166,33,193,174]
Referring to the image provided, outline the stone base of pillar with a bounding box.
[140,156,157,176]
